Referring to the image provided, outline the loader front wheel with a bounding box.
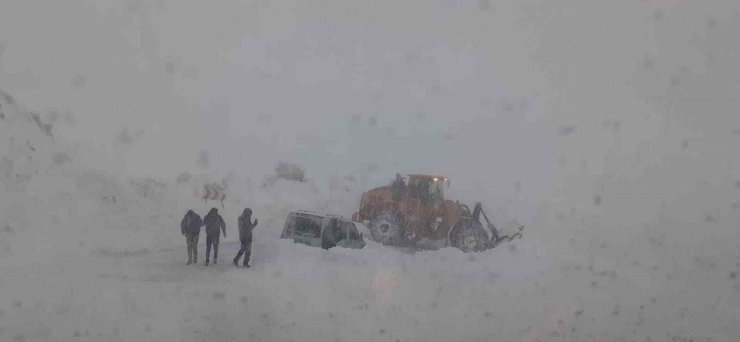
[369,210,403,245]
[448,219,490,252]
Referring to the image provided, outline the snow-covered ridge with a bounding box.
[0,90,242,262]
[0,89,375,262]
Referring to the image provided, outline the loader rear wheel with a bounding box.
[448,219,490,253]
[369,210,403,245]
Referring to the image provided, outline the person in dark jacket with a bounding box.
[203,207,226,265]
[233,208,258,267]
[180,210,203,265]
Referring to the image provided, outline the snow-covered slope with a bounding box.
[1,91,185,260]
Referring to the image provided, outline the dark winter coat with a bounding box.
[180,210,203,236]
[203,208,226,237]
[238,209,258,241]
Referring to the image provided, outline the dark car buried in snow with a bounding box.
[280,210,366,250]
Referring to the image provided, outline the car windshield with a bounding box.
[326,219,348,241]
[294,216,322,238]
[346,223,360,240]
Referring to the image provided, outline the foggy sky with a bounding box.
[2,0,739,222]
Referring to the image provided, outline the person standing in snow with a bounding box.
[180,210,203,265]
[234,208,258,267]
[203,207,226,265]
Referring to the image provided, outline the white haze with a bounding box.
[1,0,739,341]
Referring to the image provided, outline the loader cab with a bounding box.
[407,174,447,208]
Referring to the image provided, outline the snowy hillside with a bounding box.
[0,90,368,262]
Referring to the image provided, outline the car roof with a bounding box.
[289,210,323,219]
[289,210,353,223]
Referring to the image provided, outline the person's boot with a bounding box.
[205,259,209,266]
[187,259,192,265]
[233,258,239,266]
[213,259,217,265]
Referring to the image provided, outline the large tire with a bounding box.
[368,210,403,245]
[448,219,490,252]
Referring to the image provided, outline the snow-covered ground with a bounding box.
[2,0,740,341]
[2,85,739,341]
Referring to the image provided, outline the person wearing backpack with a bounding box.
[234,208,258,268]
[203,207,226,265]
[180,210,203,265]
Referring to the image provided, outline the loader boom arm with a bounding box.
[472,202,524,246]
[471,202,499,243]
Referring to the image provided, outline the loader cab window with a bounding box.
[430,179,445,202]
[409,176,445,207]
[408,177,423,198]
[391,174,406,200]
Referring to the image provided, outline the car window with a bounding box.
[328,219,348,241]
[346,223,360,240]
[282,215,296,236]
[294,216,322,238]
